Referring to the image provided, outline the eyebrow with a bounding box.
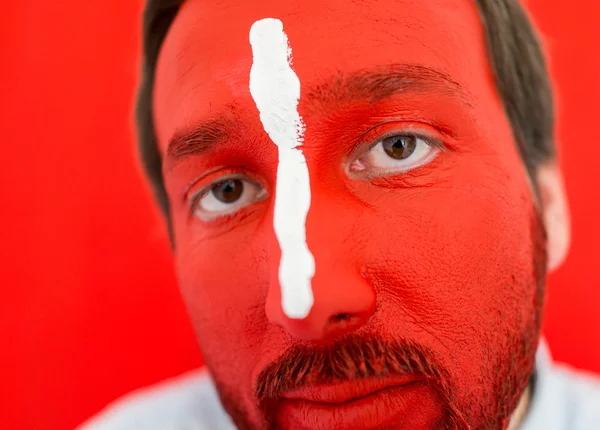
[166,114,239,161]
[166,63,470,163]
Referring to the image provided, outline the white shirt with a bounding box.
[78,342,600,430]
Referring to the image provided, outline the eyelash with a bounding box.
[367,130,443,152]
[348,121,447,162]
[187,171,255,215]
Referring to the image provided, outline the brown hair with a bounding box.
[137,0,555,234]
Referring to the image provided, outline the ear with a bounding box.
[535,162,571,272]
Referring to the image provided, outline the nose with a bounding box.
[265,197,376,341]
[266,260,375,340]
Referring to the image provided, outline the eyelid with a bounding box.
[368,122,444,149]
[185,169,264,212]
[349,121,448,161]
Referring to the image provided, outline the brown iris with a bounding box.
[213,179,244,203]
[382,135,417,159]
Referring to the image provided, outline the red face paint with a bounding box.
[154,0,545,428]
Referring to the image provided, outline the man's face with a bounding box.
[154,0,546,428]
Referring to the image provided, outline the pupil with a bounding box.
[383,135,417,159]
[213,179,244,203]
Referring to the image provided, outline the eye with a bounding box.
[382,135,418,159]
[191,177,268,221]
[350,133,440,175]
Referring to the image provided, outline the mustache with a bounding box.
[255,335,450,401]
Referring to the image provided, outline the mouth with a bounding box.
[276,375,443,430]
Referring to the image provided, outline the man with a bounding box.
[80,0,600,428]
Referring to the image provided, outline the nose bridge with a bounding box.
[265,184,376,341]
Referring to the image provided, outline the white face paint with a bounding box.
[249,18,315,319]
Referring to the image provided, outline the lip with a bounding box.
[277,376,442,430]
[281,374,422,403]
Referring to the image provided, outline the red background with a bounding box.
[1,1,599,429]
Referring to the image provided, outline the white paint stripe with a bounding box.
[249,18,315,319]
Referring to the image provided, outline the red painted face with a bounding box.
[154,0,546,428]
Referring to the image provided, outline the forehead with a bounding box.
[154,0,495,151]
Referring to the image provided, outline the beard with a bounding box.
[208,212,548,430]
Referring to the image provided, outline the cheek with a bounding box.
[173,217,275,371]
[355,150,538,368]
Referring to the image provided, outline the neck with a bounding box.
[507,385,531,430]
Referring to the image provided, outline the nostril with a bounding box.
[324,313,361,334]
